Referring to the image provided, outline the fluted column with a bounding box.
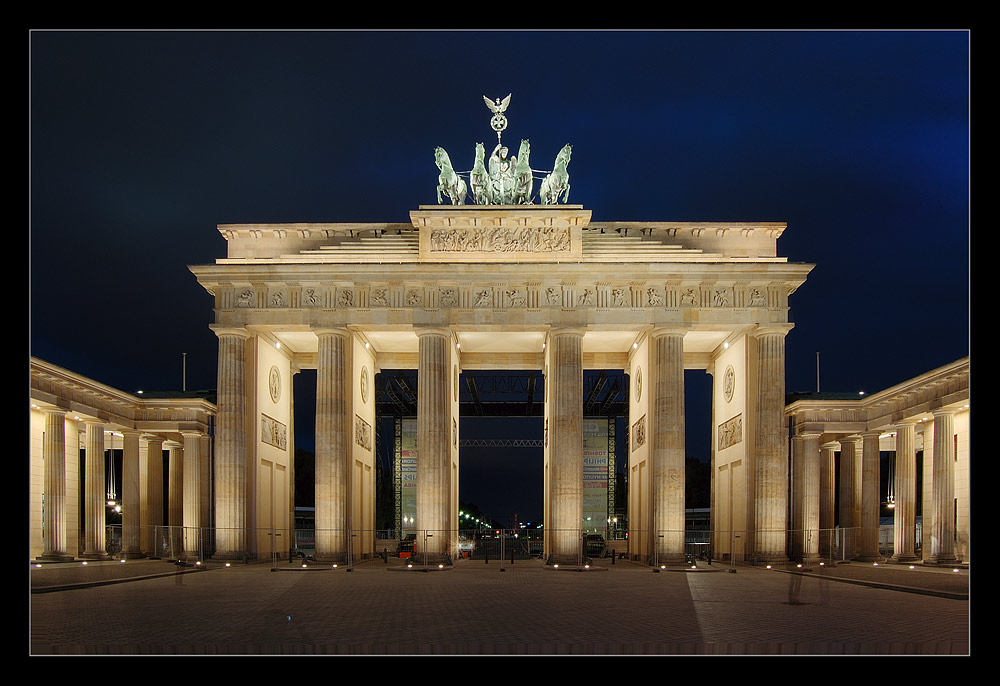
[41,409,71,560]
[120,429,142,558]
[214,327,250,558]
[790,435,803,560]
[920,421,934,562]
[651,327,686,563]
[857,431,882,561]
[166,441,183,558]
[819,441,838,558]
[548,327,584,562]
[200,434,212,537]
[416,328,451,558]
[839,436,861,559]
[182,431,203,560]
[144,437,164,556]
[315,328,350,563]
[753,325,790,562]
[928,409,957,564]
[891,422,918,561]
[800,433,821,562]
[81,420,107,559]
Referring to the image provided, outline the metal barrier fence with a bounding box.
[94,524,928,568]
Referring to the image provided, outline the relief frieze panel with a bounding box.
[224,278,784,319]
[718,414,743,451]
[355,415,372,451]
[631,414,646,452]
[261,414,287,451]
[429,226,571,254]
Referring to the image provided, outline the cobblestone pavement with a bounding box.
[28,557,970,655]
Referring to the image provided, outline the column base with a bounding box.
[35,553,75,563]
[853,555,883,563]
[653,553,688,566]
[925,555,959,566]
[402,553,452,566]
[79,551,112,561]
[891,552,920,563]
[547,554,587,567]
[313,552,350,565]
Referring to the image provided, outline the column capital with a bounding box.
[119,428,142,437]
[547,325,587,338]
[414,326,452,339]
[180,430,204,439]
[820,441,840,450]
[40,406,66,418]
[650,325,687,339]
[894,419,917,429]
[143,434,166,446]
[932,408,957,418]
[753,323,794,337]
[312,326,351,338]
[210,325,251,339]
[796,431,823,439]
[861,429,882,438]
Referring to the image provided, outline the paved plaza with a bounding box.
[29,557,970,655]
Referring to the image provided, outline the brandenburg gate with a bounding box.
[189,97,813,565]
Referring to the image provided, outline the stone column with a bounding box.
[548,327,584,563]
[120,429,143,558]
[214,327,250,559]
[41,409,72,560]
[166,441,183,558]
[182,431,203,560]
[790,435,803,560]
[315,328,350,563]
[928,409,957,564]
[838,436,861,560]
[800,432,821,562]
[857,431,882,561]
[144,437,164,557]
[416,328,451,560]
[819,441,838,558]
[200,434,212,537]
[753,325,790,562]
[920,421,934,561]
[81,420,107,559]
[651,327,686,563]
[891,422,918,562]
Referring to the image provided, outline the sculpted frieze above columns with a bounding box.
[215,281,792,318]
[429,226,572,254]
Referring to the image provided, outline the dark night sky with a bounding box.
[29,30,970,522]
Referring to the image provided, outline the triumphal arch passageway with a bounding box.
[189,203,814,565]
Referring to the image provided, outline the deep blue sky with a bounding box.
[30,30,970,521]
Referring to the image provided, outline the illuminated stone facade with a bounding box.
[190,205,814,564]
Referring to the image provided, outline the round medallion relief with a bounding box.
[268,365,281,403]
[724,365,736,403]
[360,366,370,404]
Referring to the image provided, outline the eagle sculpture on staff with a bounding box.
[484,94,512,139]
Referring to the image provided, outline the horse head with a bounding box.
[517,139,531,164]
[434,146,452,172]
